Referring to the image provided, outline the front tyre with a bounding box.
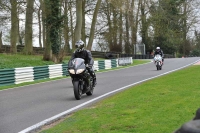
[156,65,159,70]
[73,81,82,100]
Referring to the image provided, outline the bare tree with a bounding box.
[181,0,198,56]
[39,0,46,48]
[119,6,123,52]
[105,0,113,51]
[10,0,18,54]
[87,0,102,50]
[24,0,35,54]
[43,0,52,61]
[74,0,82,49]
[63,0,70,53]
[131,0,140,53]
[124,0,130,54]
[81,0,86,44]
[38,4,42,48]
[0,31,3,49]
[69,0,75,50]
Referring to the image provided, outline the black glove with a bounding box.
[87,64,92,69]
[88,64,92,68]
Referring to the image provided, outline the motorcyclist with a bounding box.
[69,40,97,87]
[154,47,164,64]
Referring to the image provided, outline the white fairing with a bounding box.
[154,54,162,70]
[154,54,162,62]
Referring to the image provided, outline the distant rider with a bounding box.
[154,47,164,64]
[69,40,97,87]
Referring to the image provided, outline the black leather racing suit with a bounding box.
[70,49,97,86]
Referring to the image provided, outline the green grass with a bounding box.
[39,65,200,133]
[0,53,55,69]
[0,53,144,69]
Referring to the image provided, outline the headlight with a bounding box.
[68,69,75,74]
[76,69,84,74]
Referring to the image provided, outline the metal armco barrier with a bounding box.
[33,66,49,80]
[0,68,15,86]
[0,59,119,87]
[15,67,34,84]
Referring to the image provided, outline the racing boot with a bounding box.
[91,72,97,87]
[88,68,97,87]
[93,77,97,87]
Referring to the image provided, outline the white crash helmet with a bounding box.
[75,40,85,52]
[156,47,160,51]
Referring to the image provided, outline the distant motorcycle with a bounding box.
[68,58,94,100]
[154,54,163,70]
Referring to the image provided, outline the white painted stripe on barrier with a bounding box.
[104,60,111,69]
[15,67,34,85]
[93,61,99,71]
[116,59,119,67]
[48,64,63,67]
[15,78,34,84]
[15,67,34,73]
[49,73,63,79]
[19,59,200,133]
[49,64,63,78]
[15,72,34,76]
[117,60,119,67]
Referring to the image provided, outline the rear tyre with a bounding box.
[73,81,82,100]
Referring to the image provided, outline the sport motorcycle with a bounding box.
[153,54,163,70]
[68,58,94,100]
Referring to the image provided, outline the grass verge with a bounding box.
[0,59,150,91]
[0,53,55,69]
[39,65,200,133]
[0,53,114,69]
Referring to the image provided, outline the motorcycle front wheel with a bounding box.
[73,81,82,100]
[156,65,160,70]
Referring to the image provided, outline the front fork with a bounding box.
[155,61,162,66]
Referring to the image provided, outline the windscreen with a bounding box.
[69,58,85,70]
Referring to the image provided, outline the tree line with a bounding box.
[0,0,200,63]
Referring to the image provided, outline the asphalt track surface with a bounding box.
[0,57,200,133]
